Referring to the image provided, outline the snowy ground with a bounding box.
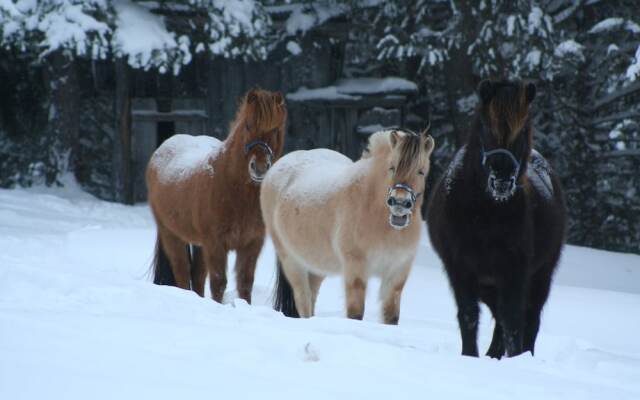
[1,180,639,400]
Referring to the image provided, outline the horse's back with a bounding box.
[147,134,223,189]
[261,148,354,275]
[263,148,353,202]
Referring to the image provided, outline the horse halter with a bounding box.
[387,183,420,206]
[244,140,274,160]
[481,148,521,177]
[478,125,522,178]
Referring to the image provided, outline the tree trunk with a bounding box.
[44,50,79,184]
[443,0,477,148]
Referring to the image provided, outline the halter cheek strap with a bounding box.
[245,140,274,159]
[388,183,420,203]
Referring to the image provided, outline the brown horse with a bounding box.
[147,88,287,303]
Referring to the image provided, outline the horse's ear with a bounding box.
[390,130,400,148]
[525,82,536,104]
[272,91,285,106]
[424,135,435,155]
[478,79,494,104]
[246,89,259,104]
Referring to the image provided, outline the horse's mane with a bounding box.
[228,88,287,141]
[363,129,427,179]
[476,80,532,147]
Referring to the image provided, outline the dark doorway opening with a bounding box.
[157,121,175,147]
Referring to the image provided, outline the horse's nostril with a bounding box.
[387,197,396,207]
[403,200,413,209]
[250,160,256,170]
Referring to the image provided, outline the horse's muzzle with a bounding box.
[249,158,271,183]
[387,203,412,230]
[488,174,517,202]
[387,185,416,230]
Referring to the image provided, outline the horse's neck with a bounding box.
[356,157,389,215]
[217,127,244,169]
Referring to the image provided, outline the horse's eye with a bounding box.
[418,170,425,176]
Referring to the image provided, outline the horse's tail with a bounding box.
[273,258,299,318]
[152,235,176,286]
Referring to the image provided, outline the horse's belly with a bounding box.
[274,203,342,276]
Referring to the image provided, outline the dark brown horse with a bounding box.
[427,80,566,358]
[147,88,287,303]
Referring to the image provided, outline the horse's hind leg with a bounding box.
[523,271,553,355]
[379,261,412,325]
[235,238,264,304]
[281,260,312,318]
[203,244,228,303]
[308,273,325,316]
[190,245,206,297]
[158,227,191,290]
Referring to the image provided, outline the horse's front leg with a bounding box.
[497,265,528,357]
[343,253,367,320]
[234,237,264,304]
[203,243,228,303]
[523,270,553,355]
[448,270,480,357]
[379,261,412,325]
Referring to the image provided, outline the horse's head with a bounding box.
[240,88,287,183]
[475,79,535,202]
[385,129,435,230]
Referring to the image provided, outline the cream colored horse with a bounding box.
[261,129,435,324]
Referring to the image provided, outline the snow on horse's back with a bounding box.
[150,134,223,184]
[262,128,435,324]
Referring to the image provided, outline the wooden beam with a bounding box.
[114,58,134,205]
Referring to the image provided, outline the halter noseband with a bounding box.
[478,124,522,177]
[481,148,521,177]
[244,140,274,159]
[388,183,419,204]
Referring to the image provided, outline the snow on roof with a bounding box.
[150,134,223,184]
[287,77,418,102]
[287,86,362,102]
[357,124,386,135]
[335,77,418,95]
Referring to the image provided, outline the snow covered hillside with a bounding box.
[1,182,639,399]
